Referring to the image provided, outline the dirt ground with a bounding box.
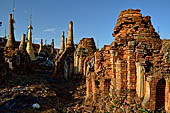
[0,68,86,113]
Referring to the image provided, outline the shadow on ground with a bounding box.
[0,67,86,113]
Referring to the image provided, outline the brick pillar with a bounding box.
[79,56,82,74]
[165,79,170,112]
[86,77,91,100]
[116,59,123,96]
[127,41,136,104]
[83,60,87,77]
[149,81,156,111]
[110,50,117,97]
[142,80,151,109]
[91,72,96,102]
[136,62,145,98]
[115,59,127,96]
[100,78,105,97]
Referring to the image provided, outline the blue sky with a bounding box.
[0,0,170,49]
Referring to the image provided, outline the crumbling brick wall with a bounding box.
[74,38,96,78]
[54,49,74,80]
[85,9,170,112]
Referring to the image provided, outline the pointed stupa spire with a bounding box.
[59,31,65,54]
[12,0,15,21]
[26,14,35,60]
[66,21,74,49]
[38,39,43,54]
[5,13,16,48]
[51,39,54,54]
[19,33,26,51]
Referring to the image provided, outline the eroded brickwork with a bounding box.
[74,38,96,78]
[85,9,170,112]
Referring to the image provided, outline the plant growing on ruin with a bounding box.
[109,89,152,113]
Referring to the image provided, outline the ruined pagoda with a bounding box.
[19,33,26,52]
[59,31,65,54]
[5,14,16,49]
[66,21,74,49]
[38,39,43,54]
[54,21,75,79]
[26,15,35,60]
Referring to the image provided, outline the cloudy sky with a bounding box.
[0,0,170,49]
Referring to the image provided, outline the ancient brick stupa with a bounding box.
[4,13,31,72]
[84,9,170,112]
[54,21,75,80]
[5,14,16,49]
[19,34,26,52]
[59,31,65,54]
[66,21,74,49]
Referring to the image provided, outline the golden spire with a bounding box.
[26,12,35,60]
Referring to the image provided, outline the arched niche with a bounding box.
[155,77,166,110]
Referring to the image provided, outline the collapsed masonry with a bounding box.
[85,9,170,112]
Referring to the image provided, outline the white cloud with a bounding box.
[43,28,56,33]
[55,45,60,49]
[33,37,41,41]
